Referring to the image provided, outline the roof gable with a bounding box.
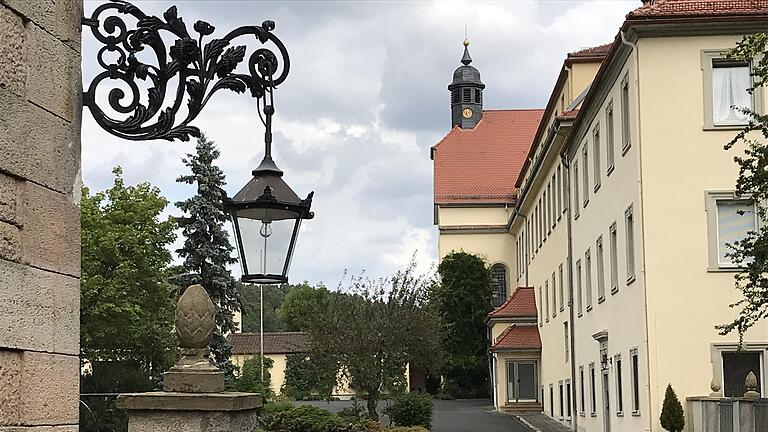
[491,324,542,351]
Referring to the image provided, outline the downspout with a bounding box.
[519,213,530,288]
[561,149,578,432]
[621,30,652,432]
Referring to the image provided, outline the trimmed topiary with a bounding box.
[660,384,685,432]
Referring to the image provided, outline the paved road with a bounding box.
[297,399,530,432]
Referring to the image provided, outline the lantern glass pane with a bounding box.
[236,215,297,277]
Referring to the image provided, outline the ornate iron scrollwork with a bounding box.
[82,0,289,141]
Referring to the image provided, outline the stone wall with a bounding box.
[0,0,82,430]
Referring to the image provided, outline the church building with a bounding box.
[432,2,768,432]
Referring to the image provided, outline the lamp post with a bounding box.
[82,0,313,383]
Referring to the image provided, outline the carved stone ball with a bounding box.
[175,284,215,349]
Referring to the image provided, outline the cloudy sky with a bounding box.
[81,0,636,287]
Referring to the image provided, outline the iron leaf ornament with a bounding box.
[82,1,290,141]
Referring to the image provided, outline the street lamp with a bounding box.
[82,1,313,382]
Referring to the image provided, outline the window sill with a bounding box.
[626,274,636,285]
[577,312,583,318]
[632,411,641,417]
[580,412,586,417]
[617,411,624,417]
[594,183,601,193]
[707,266,743,273]
[611,286,619,295]
[598,296,605,304]
[607,164,615,176]
[622,142,631,156]
[586,305,593,313]
[583,199,589,208]
[560,306,565,312]
[591,413,598,418]
[574,212,580,220]
[703,124,749,131]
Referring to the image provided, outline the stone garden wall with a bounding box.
[0,0,82,430]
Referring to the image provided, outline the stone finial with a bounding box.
[744,371,760,399]
[710,378,722,397]
[163,285,224,393]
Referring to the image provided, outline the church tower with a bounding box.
[448,39,485,129]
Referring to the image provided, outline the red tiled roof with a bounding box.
[488,287,537,319]
[628,0,768,18]
[568,43,613,58]
[557,108,579,121]
[491,324,542,351]
[432,110,544,205]
[230,332,310,355]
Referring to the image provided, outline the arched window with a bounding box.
[491,264,508,308]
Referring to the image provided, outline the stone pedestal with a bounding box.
[116,285,262,432]
[117,392,262,432]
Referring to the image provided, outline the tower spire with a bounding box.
[461,38,472,66]
[448,37,485,129]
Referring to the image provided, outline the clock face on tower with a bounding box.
[462,108,473,119]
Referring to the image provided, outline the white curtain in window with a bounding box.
[713,65,752,125]
[717,200,755,264]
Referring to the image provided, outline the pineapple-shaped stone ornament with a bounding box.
[163,284,225,393]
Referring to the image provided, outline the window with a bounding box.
[557,165,563,217]
[702,50,760,128]
[550,384,555,417]
[593,125,601,191]
[543,190,548,240]
[538,286,543,326]
[558,264,564,311]
[576,259,583,316]
[621,74,631,153]
[610,222,619,294]
[463,88,471,102]
[491,264,507,308]
[566,379,572,419]
[606,101,615,173]
[722,351,762,397]
[573,161,580,218]
[551,175,557,229]
[596,236,606,302]
[589,362,597,416]
[559,381,564,419]
[564,321,569,362]
[579,366,585,415]
[625,205,636,281]
[706,191,758,269]
[585,249,593,311]
[474,88,482,104]
[630,348,640,414]
[582,144,589,206]
[615,354,624,415]
[545,280,550,323]
[562,162,568,215]
[552,272,557,317]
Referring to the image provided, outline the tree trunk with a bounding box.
[367,393,379,420]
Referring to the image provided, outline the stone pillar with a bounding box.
[117,285,262,432]
[0,0,82,430]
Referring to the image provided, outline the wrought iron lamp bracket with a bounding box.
[81,0,289,142]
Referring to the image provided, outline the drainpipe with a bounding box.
[561,150,578,432]
[519,213,530,288]
[621,30,652,432]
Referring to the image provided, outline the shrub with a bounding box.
[262,400,294,415]
[235,355,274,399]
[267,405,345,432]
[660,384,685,432]
[384,392,433,429]
[385,428,429,432]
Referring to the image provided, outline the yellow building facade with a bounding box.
[433,2,768,432]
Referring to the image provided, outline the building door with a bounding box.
[602,370,611,432]
[507,361,538,402]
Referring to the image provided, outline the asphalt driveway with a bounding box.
[297,399,530,432]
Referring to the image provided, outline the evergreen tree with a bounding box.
[176,133,241,377]
[659,384,685,432]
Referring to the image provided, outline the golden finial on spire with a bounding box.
[463,38,470,47]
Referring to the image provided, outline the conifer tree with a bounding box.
[659,384,685,432]
[176,133,241,377]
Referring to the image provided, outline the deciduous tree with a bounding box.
[80,167,177,380]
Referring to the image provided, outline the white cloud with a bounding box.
[81,0,638,288]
